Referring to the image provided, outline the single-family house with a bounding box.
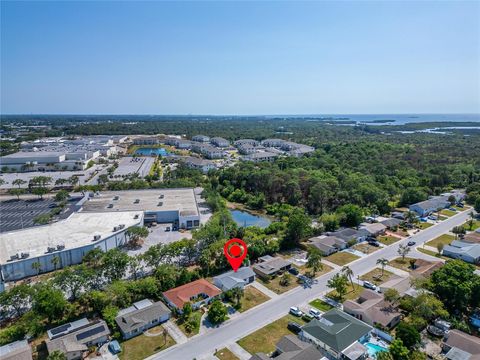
[380,218,403,229]
[391,212,406,220]
[249,335,324,360]
[327,228,369,243]
[308,236,347,256]
[252,255,291,279]
[115,299,172,340]
[409,196,450,217]
[442,240,480,264]
[46,319,110,360]
[359,223,387,237]
[442,330,480,360]
[0,340,32,360]
[162,279,222,312]
[440,190,466,203]
[213,267,256,291]
[343,289,402,330]
[300,308,372,360]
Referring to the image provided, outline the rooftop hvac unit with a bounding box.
[119,224,125,229]
[107,204,114,208]
[158,202,163,206]
[134,214,139,219]
[10,254,19,261]
[113,226,119,232]
[160,194,164,199]
[20,252,30,259]
[134,199,140,204]
[57,244,65,250]
[47,247,56,253]
[93,235,101,241]
[113,196,119,200]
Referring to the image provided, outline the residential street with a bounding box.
[150,210,473,360]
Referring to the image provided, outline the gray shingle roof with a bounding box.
[115,300,171,334]
[301,309,372,352]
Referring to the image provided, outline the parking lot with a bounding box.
[0,198,77,233]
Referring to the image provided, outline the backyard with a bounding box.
[237,314,306,355]
[119,326,175,360]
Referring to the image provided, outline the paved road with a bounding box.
[150,210,473,360]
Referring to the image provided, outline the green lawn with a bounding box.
[309,299,333,312]
[440,209,457,217]
[359,268,394,285]
[119,326,175,360]
[463,220,480,231]
[215,348,240,360]
[417,247,447,259]
[237,315,306,354]
[327,283,363,302]
[417,222,434,229]
[325,252,360,266]
[378,235,401,245]
[426,234,455,248]
[239,286,270,312]
[176,311,202,337]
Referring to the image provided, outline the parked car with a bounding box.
[48,203,57,208]
[302,313,314,322]
[420,217,428,222]
[108,340,122,354]
[407,241,416,246]
[287,322,302,334]
[428,215,437,220]
[309,308,321,319]
[288,267,299,276]
[363,281,377,291]
[368,241,380,247]
[289,307,303,317]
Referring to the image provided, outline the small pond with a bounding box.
[229,209,272,228]
[135,147,170,156]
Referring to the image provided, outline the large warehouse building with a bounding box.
[0,211,143,282]
[82,188,201,229]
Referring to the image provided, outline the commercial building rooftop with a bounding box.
[81,188,199,216]
[0,211,143,264]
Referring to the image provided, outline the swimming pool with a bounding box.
[365,342,388,357]
[135,147,169,156]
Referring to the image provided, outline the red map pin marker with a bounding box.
[224,238,248,272]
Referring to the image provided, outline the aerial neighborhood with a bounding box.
[0,124,479,360]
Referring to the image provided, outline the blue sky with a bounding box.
[1,1,479,115]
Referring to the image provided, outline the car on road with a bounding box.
[407,241,416,246]
[363,281,377,291]
[288,267,299,276]
[287,322,302,334]
[289,307,303,317]
[48,203,57,208]
[309,308,321,319]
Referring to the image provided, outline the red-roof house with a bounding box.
[162,279,221,312]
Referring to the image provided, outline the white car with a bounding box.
[289,307,303,317]
[363,281,378,291]
[309,308,321,319]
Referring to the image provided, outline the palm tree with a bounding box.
[376,258,388,278]
[32,261,42,276]
[231,287,244,309]
[51,256,60,271]
[342,266,355,288]
[468,211,475,230]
